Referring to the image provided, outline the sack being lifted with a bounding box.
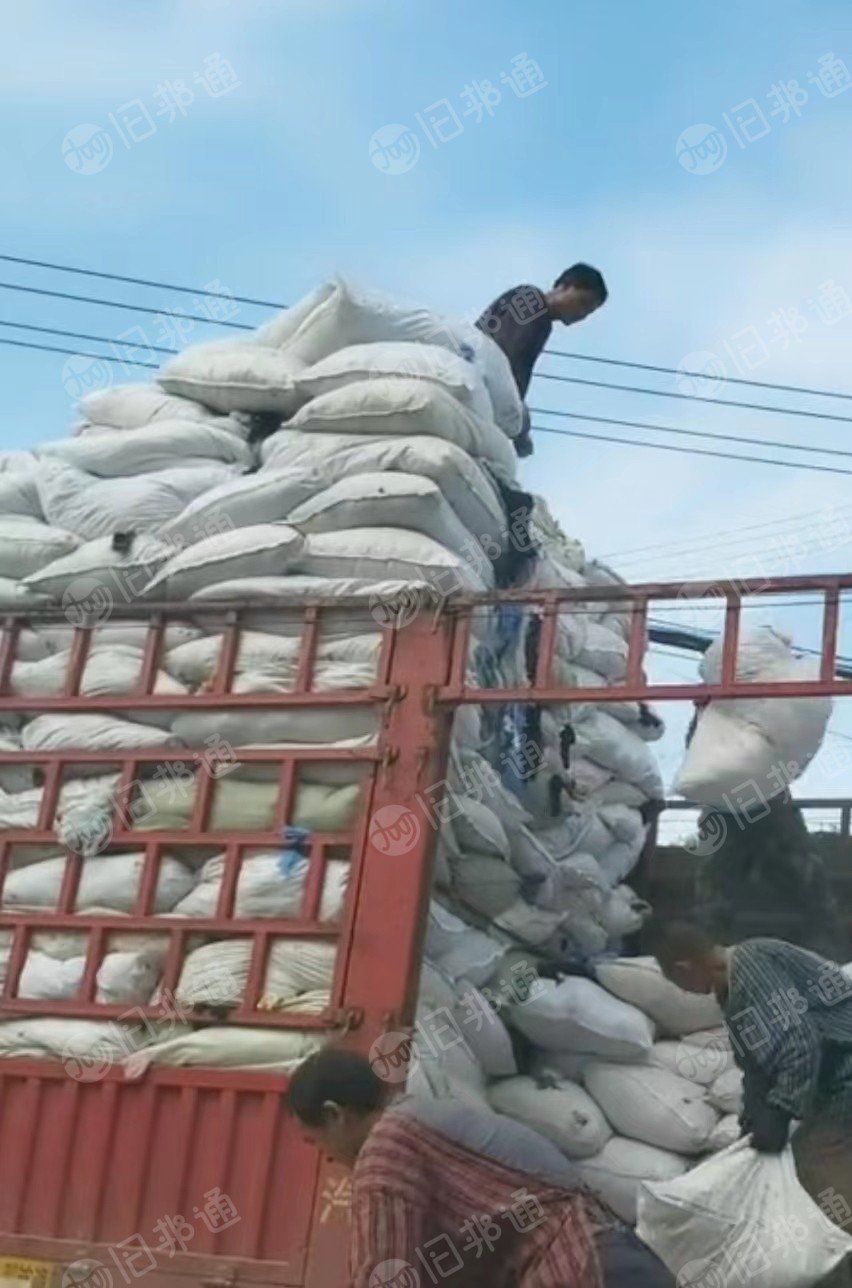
[674,627,832,807]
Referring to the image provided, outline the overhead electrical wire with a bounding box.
[3,251,852,405]
[601,505,852,561]
[0,319,176,356]
[0,281,254,329]
[532,373,852,427]
[531,423,852,477]
[0,337,159,368]
[545,349,852,404]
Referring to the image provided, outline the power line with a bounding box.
[544,350,852,404]
[0,254,284,311]
[532,422,852,477]
[609,519,852,570]
[4,251,852,410]
[530,407,852,462]
[0,281,254,329]
[0,337,159,368]
[601,505,852,560]
[533,372,852,427]
[0,319,176,356]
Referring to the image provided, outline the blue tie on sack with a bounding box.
[277,826,311,876]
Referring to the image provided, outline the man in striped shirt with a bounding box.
[650,922,852,1273]
[288,1047,673,1288]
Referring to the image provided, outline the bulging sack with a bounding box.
[80,383,229,429]
[508,976,655,1059]
[637,1139,852,1288]
[142,524,304,600]
[260,430,507,551]
[595,957,723,1036]
[488,1075,611,1159]
[292,341,493,422]
[159,341,305,415]
[583,1062,718,1154]
[295,527,489,592]
[38,420,253,477]
[578,1137,690,1226]
[675,628,832,807]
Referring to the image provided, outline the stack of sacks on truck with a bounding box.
[0,280,666,1096]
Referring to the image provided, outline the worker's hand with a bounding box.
[749,1104,791,1154]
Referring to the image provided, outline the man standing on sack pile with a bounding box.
[288,1046,674,1287]
[649,921,852,1285]
[476,264,608,457]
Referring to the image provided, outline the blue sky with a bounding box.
[3,0,852,814]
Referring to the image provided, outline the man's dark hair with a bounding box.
[645,918,717,970]
[288,1048,386,1126]
[553,263,608,302]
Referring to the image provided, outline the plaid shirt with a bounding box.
[726,938,852,1124]
[351,1109,601,1288]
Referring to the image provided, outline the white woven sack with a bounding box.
[528,1051,591,1084]
[637,1139,852,1288]
[80,383,229,429]
[171,852,349,921]
[5,946,162,1005]
[174,937,336,1007]
[126,1025,322,1072]
[159,341,305,415]
[448,852,520,919]
[10,647,186,727]
[650,1029,733,1085]
[2,851,194,914]
[709,1067,744,1114]
[24,533,172,598]
[676,628,832,806]
[0,1017,146,1065]
[461,326,524,438]
[0,469,43,520]
[35,622,201,655]
[595,957,723,1036]
[578,1138,690,1225]
[488,1076,611,1159]
[293,341,493,421]
[451,980,516,1076]
[445,796,510,859]
[296,527,488,592]
[133,776,361,834]
[583,1061,718,1154]
[171,699,377,750]
[287,378,517,480]
[36,458,238,540]
[161,468,325,546]
[38,421,252,477]
[600,886,651,938]
[164,631,379,688]
[708,1114,741,1152]
[22,713,182,757]
[573,710,664,799]
[288,472,492,579]
[0,731,35,793]
[509,976,655,1058]
[260,430,507,549]
[0,518,80,579]
[143,524,304,600]
[254,277,468,365]
[428,918,506,987]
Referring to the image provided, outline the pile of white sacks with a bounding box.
[0,277,681,1205]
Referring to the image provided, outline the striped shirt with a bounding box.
[725,938,852,1124]
[351,1105,602,1288]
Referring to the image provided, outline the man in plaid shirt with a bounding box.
[651,922,852,1282]
[288,1047,673,1287]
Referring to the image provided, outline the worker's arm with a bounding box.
[727,942,822,1146]
[350,1183,427,1288]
